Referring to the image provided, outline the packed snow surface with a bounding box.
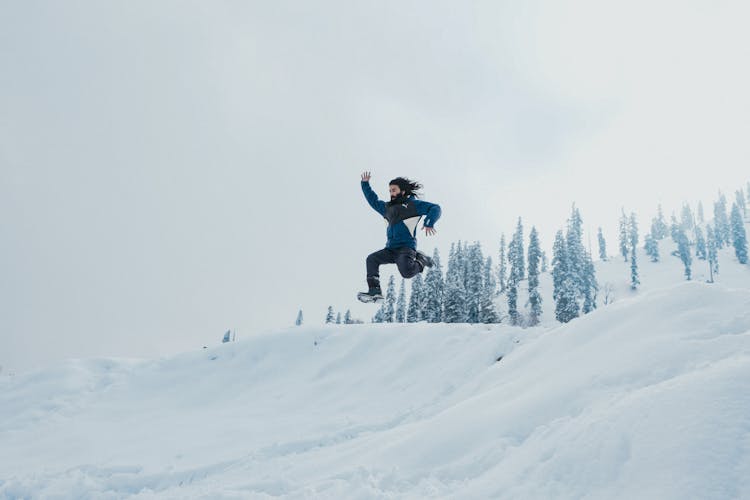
[2,245,750,498]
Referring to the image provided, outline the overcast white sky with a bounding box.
[2,1,749,371]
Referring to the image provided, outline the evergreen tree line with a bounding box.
[326,307,365,325]
[616,184,748,286]
[372,215,559,327]
[293,307,365,326]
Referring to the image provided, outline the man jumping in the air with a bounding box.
[358,171,442,303]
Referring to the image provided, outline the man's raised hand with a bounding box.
[423,226,437,236]
[361,171,371,182]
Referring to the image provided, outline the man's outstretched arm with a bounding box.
[361,171,386,216]
[414,199,441,232]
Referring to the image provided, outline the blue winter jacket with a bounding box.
[361,180,442,249]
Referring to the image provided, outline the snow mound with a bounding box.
[2,282,750,499]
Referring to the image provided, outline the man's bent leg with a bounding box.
[395,247,422,279]
[366,248,396,289]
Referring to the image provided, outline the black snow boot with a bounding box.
[358,276,384,303]
[365,276,382,296]
[415,250,434,271]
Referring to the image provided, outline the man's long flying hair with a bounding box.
[389,177,423,198]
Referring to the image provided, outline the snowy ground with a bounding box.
[2,242,749,499]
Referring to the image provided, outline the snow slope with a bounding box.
[2,242,749,499]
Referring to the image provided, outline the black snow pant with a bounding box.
[366,246,422,288]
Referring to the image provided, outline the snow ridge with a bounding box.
[1,284,749,498]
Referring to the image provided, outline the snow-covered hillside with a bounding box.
[2,235,750,499]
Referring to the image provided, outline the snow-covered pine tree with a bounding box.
[372,304,385,323]
[552,229,579,323]
[736,189,747,219]
[474,243,486,314]
[444,275,467,323]
[566,205,587,303]
[506,277,518,325]
[465,242,484,323]
[582,251,598,314]
[730,202,748,264]
[552,230,565,305]
[527,226,543,326]
[511,218,526,281]
[650,218,659,241]
[629,212,640,290]
[680,203,694,231]
[497,233,507,295]
[383,275,396,322]
[644,233,660,262]
[422,248,444,323]
[697,201,705,224]
[619,209,629,261]
[707,224,719,278]
[694,226,707,260]
[714,193,730,248]
[443,254,467,323]
[457,241,469,297]
[295,309,303,326]
[670,213,680,243]
[677,228,693,280]
[336,312,342,324]
[597,227,607,261]
[325,306,335,324]
[453,241,469,319]
[479,256,501,323]
[406,273,423,323]
[651,204,668,240]
[507,218,525,326]
[396,278,407,323]
[344,309,352,324]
